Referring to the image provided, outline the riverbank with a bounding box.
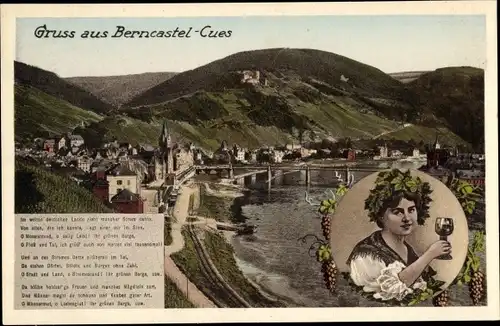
[171,181,290,307]
[197,182,315,307]
[196,182,249,224]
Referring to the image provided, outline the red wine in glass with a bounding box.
[435,217,454,260]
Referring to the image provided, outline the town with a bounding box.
[15,120,486,215]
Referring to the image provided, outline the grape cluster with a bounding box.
[432,290,449,307]
[322,260,338,293]
[321,214,331,241]
[470,271,485,305]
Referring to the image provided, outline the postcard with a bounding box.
[1,1,498,324]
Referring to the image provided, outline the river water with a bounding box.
[224,160,486,307]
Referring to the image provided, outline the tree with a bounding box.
[321,138,332,149]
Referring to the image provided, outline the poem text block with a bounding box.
[15,214,164,309]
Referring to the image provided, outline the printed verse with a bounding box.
[15,214,164,309]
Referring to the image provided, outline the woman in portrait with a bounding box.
[346,169,451,302]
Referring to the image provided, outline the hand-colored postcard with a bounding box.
[1,1,498,324]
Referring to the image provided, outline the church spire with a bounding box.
[433,133,440,150]
[159,120,171,149]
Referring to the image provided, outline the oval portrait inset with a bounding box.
[330,169,468,306]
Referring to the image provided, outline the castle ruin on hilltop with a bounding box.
[239,70,269,86]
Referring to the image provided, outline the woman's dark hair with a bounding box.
[364,169,433,226]
[374,191,422,228]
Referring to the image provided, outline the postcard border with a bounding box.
[2,2,499,324]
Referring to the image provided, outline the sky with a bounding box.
[16,15,486,77]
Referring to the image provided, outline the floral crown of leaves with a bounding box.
[364,169,433,225]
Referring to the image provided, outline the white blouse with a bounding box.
[349,255,427,301]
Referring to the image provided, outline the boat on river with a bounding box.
[216,222,257,235]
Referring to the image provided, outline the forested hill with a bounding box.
[126,48,410,109]
[15,61,114,115]
[407,66,485,151]
[14,50,482,151]
[66,72,177,107]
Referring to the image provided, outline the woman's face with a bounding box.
[381,197,418,236]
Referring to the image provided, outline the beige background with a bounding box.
[1,2,498,324]
[330,169,469,289]
[14,214,165,309]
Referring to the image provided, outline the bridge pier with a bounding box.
[267,165,272,192]
[274,169,283,185]
[306,166,311,186]
[228,168,234,179]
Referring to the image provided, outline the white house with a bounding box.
[56,136,67,150]
[271,150,285,163]
[68,134,85,147]
[286,143,302,150]
[391,150,403,158]
[233,145,246,162]
[106,165,139,202]
[379,144,389,158]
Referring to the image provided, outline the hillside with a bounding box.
[14,84,103,144]
[15,52,477,152]
[408,67,484,151]
[121,87,410,151]
[126,48,414,114]
[14,61,114,115]
[72,115,163,149]
[379,125,468,146]
[15,159,113,214]
[66,72,177,107]
[119,48,468,149]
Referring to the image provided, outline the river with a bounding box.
[220,160,486,307]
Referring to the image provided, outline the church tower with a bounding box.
[159,120,174,175]
[159,120,172,149]
[433,133,441,150]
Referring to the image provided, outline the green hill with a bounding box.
[126,48,413,115]
[119,48,467,150]
[379,125,469,147]
[15,159,113,214]
[407,67,484,151]
[66,72,177,107]
[14,84,103,144]
[15,51,477,151]
[15,61,114,115]
[122,88,405,151]
[72,115,163,149]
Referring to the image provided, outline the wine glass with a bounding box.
[435,217,454,260]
